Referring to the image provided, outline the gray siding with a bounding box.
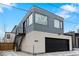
[12,6,64,34]
[33,7,64,34]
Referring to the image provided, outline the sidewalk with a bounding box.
[1,49,79,56]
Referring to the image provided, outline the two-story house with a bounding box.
[10,6,72,54]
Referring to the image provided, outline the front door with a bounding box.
[23,21,26,33]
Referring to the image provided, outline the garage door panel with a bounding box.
[45,38,69,53]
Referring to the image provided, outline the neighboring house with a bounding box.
[65,31,79,49]
[0,32,15,51]
[4,32,15,43]
[2,25,16,43]
[11,6,72,54]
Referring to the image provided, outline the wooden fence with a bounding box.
[0,43,15,51]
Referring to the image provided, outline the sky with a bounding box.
[0,3,79,39]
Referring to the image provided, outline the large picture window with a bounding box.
[35,13,47,25]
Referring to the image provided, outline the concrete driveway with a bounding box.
[1,49,79,56]
[37,51,79,56]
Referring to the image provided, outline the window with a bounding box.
[60,22,63,29]
[35,13,47,25]
[28,14,33,25]
[54,19,60,28]
[6,34,10,39]
[24,21,27,27]
[27,14,33,26]
[27,18,29,26]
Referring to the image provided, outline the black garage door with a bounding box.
[45,37,69,53]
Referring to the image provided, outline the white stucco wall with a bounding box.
[21,31,72,54]
[21,32,34,53]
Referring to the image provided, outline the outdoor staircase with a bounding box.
[14,33,25,51]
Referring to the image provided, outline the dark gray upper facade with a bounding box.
[12,6,64,34]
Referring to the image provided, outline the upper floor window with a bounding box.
[54,19,60,28]
[24,21,27,27]
[6,34,10,39]
[27,18,29,26]
[60,21,63,29]
[28,14,33,26]
[35,13,47,25]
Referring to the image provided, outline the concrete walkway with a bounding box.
[0,51,32,56]
[1,49,79,56]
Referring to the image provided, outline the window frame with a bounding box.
[60,21,63,29]
[28,13,33,26]
[35,13,48,25]
[54,19,60,28]
[6,34,10,39]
